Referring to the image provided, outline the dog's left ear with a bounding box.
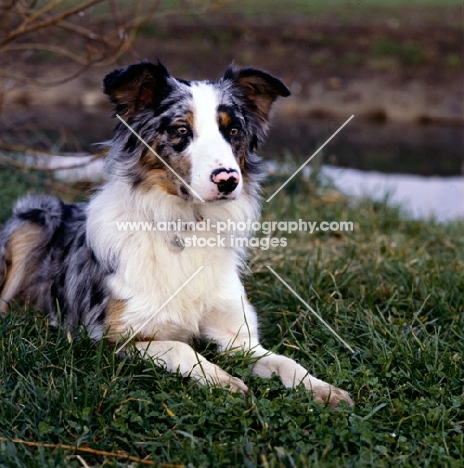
[223,65,291,126]
[103,61,170,117]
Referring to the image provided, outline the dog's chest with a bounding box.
[107,230,241,337]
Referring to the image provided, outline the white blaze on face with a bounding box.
[189,83,243,202]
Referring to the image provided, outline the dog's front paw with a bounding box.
[224,375,249,395]
[312,385,354,408]
[206,373,249,395]
[191,362,249,395]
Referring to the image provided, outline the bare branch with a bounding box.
[0,67,92,87]
[2,43,93,65]
[0,436,186,467]
[58,19,110,43]
[0,0,160,176]
[21,0,63,27]
[0,0,105,48]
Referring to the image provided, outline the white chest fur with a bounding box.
[86,180,258,338]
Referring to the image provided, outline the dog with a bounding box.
[0,61,353,407]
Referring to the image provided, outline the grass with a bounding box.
[0,167,50,222]
[0,166,463,467]
[369,38,425,67]
[167,0,462,24]
[89,0,463,27]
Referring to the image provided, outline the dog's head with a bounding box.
[104,60,290,203]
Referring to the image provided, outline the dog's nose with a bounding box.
[211,168,240,194]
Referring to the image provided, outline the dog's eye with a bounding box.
[230,127,240,136]
[176,126,189,135]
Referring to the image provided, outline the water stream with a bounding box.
[8,113,464,221]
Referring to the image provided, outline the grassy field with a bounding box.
[219,0,463,20]
[0,165,463,467]
[87,0,463,26]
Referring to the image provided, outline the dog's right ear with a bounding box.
[103,61,170,117]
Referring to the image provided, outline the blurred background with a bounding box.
[0,0,462,197]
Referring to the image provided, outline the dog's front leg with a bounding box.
[134,340,248,394]
[202,299,353,407]
[248,345,354,407]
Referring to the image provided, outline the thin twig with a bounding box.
[21,0,63,27]
[76,454,91,468]
[0,64,94,86]
[58,20,111,44]
[0,0,105,48]
[0,437,185,468]
[109,0,138,61]
[2,43,95,65]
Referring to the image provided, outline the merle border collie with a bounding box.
[0,61,352,407]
